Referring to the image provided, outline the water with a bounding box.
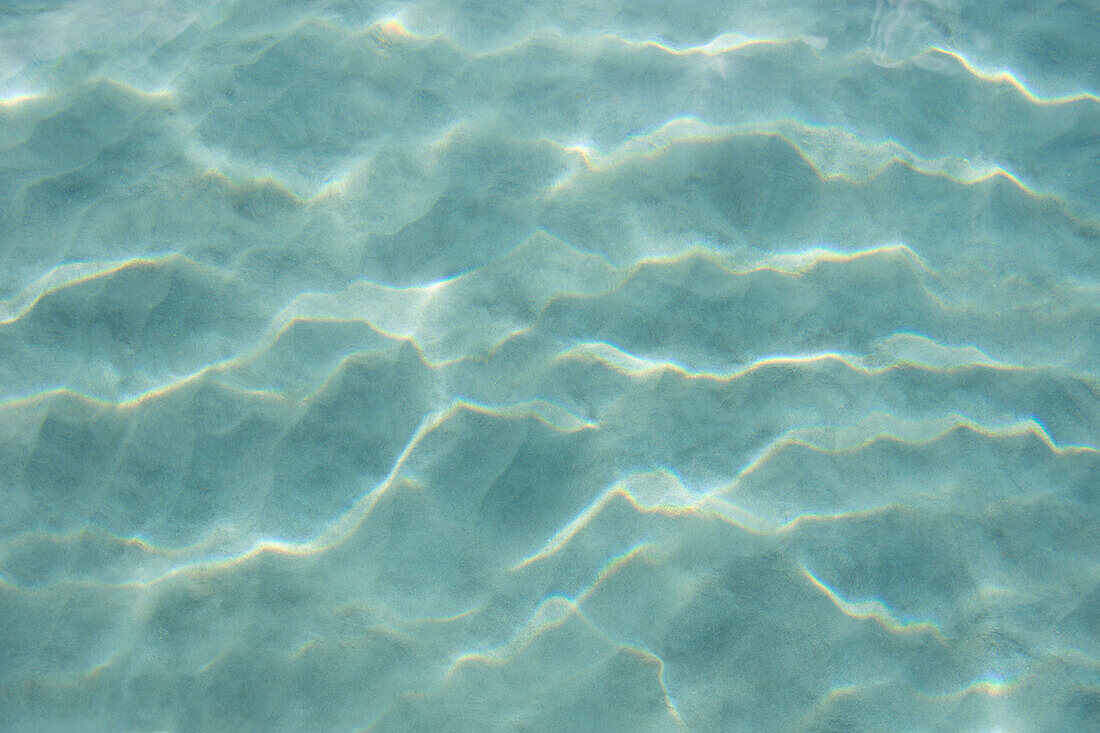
[1,1,1098,731]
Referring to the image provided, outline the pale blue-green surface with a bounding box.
[1,1,1098,731]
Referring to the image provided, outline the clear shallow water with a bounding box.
[1,0,1098,730]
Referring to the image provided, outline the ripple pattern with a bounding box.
[1,1,1098,731]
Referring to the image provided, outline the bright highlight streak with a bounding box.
[800,565,945,640]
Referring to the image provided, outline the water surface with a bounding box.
[1,1,1098,730]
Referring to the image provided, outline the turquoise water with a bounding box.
[1,1,1098,730]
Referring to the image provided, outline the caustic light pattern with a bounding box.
[0,0,1098,731]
